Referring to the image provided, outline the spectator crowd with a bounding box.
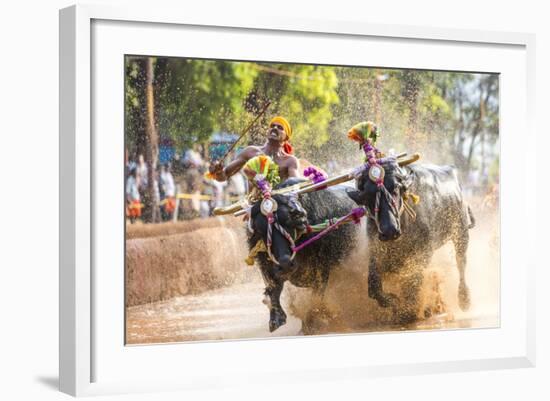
[125,148,247,224]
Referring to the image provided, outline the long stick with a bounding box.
[217,101,271,163]
[293,152,409,194]
[227,152,417,217]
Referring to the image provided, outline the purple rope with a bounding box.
[292,207,366,253]
[362,141,376,155]
[362,141,378,162]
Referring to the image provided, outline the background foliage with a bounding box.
[125,56,499,182]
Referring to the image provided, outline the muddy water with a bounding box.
[126,211,500,345]
[126,281,302,344]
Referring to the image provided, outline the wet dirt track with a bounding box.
[126,281,303,344]
[126,279,497,345]
[126,211,500,345]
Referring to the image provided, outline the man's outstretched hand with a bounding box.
[208,160,225,180]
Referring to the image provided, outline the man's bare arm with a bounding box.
[286,156,300,178]
[209,147,258,181]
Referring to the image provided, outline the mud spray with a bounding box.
[284,206,500,334]
[126,201,499,344]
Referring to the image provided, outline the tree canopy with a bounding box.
[125,56,499,182]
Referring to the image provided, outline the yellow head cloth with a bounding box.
[269,116,292,140]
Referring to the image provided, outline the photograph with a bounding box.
[124,55,500,345]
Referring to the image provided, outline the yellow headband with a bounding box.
[269,116,292,140]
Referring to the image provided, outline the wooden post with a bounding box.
[144,57,160,223]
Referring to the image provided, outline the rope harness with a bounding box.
[245,205,366,266]
[245,173,299,266]
[245,168,365,266]
[358,141,420,235]
[243,149,420,266]
[266,216,297,266]
[366,179,419,234]
[291,207,366,253]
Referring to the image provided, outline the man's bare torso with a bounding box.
[242,145,297,182]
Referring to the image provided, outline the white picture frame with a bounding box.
[59,4,536,397]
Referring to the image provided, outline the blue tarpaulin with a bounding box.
[159,145,176,165]
[209,132,240,160]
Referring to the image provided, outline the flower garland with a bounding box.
[242,155,280,189]
[303,166,328,186]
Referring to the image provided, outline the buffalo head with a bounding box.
[347,159,413,241]
[249,193,308,273]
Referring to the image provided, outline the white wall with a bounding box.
[0,0,547,400]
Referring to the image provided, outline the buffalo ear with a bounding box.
[401,170,414,190]
[347,190,365,205]
[397,166,413,190]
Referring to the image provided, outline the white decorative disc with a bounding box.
[260,198,278,215]
[368,165,385,182]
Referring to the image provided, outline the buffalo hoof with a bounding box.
[397,308,418,325]
[424,306,433,319]
[269,309,287,332]
[458,282,471,311]
[302,307,332,335]
[374,292,399,308]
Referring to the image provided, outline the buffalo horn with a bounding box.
[213,201,247,216]
[397,153,420,166]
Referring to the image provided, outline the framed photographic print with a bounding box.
[59,4,536,397]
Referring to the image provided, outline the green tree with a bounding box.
[157,59,258,149]
[125,56,160,222]
[126,56,499,205]
[243,63,339,159]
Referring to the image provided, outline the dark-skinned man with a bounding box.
[208,116,299,184]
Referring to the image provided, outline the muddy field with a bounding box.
[125,203,499,344]
[126,217,243,239]
[125,216,253,306]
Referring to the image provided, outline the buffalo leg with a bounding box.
[303,281,332,334]
[397,269,424,324]
[453,230,471,311]
[368,256,398,308]
[259,263,287,332]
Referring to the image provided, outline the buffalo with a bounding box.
[347,159,475,324]
[248,178,361,332]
